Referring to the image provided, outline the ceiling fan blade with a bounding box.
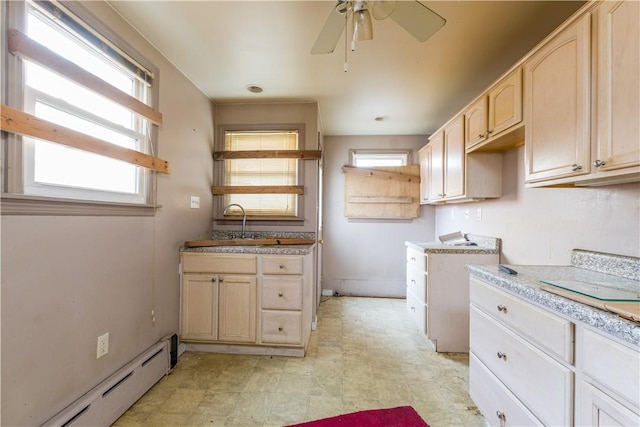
[311,3,347,54]
[371,0,397,20]
[389,1,445,42]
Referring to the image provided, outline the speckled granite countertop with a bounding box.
[182,244,315,255]
[407,233,501,254]
[181,231,316,255]
[467,250,640,346]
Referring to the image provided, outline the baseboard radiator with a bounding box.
[42,334,177,427]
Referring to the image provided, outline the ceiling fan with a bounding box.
[311,0,446,55]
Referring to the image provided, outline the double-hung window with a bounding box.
[223,129,300,217]
[4,0,159,208]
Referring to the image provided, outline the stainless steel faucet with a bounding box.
[223,203,247,238]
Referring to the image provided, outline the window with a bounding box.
[223,129,299,217]
[350,150,409,167]
[4,0,158,207]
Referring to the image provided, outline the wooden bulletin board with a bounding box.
[342,165,420,219]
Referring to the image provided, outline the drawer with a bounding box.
[406,264,427,302]
[182,253,257,274]
[470,353,543,427]
[406,247,427,271]
[470,277,573,363]
[470,306,573,427]
[406,288,426,334]
[263,255,303,275]
[261,310,302,345]
[582,327,640,406]
[262,277,303,310]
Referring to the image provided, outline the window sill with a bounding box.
[1,194,159,216]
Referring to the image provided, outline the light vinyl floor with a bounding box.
[114,297,486,427]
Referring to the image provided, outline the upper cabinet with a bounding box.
[418,144,431,205]
[465,67,524,152]
[525,0,640,187]
[595,0,640,173]
[524,13,592,183]
[425,115,502,204]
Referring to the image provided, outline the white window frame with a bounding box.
[1,0,160,215]
[350,149,410,167]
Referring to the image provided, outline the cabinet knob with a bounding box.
[497,351,507,360]
[571,164,583,171]
[211,277,217,282]
[487,129,493,135]
[411,257,416,261]
[593,159,606,167]
[219,277,224,282]
[496,411,506,422]
[478,133,485,139]
[411,306,415,311]
[497,304,507,313]
[278,292,284,297]
[278,327,283,332]
[279,264,285,269]
[411,279,416,284]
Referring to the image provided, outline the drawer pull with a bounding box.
[497,304,507,313]
[278,292,284,297]
[497,351,507,361]
[278,327,283,332]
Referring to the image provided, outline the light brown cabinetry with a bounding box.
[260,255,306,346]
[469,276,640,427]
[579,327,640,426]
[406,246,499,352]
[594,0,640,174]
[470,277,574,426]
[180,253,257,344]
[465,67,523,152]
[418,144,431,204]
[524,13,592,183]
[180,250,315,356]
[525,0,640,186]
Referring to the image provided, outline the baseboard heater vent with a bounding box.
[42,334,176,427]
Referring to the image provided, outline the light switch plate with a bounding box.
[190,196,200,209]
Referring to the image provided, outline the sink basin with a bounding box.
[184,238,315,248]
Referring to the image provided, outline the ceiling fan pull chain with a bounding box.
[344,8,349,72]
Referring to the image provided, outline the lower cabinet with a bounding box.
[180,250,314,356]
[469,276,640,427]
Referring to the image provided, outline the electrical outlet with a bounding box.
[464,209,470,220]
[97,332,109,359]
[189,196,200,209]
[476,208,482,221]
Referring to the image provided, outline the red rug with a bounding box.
[286,406,429,427]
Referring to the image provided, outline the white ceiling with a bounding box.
[107,1,585,136]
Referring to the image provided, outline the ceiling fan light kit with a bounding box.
[311,0,446,64]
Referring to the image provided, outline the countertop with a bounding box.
[466,262,640,347]
[181,244,315,255]
[407,233,501,255]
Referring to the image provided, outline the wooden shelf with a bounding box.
[341,166,421,183]
[347,196,413,204]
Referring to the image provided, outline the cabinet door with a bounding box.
[464,96,488,150]
[581,382,640,427]
[218,275,257,343]
[428,132,444,201]
[181,274,218,341]
[444,115,465,199]
[596,0,640,171]
[418,144,431,204]
[524,14,591,183]
[489,67,522,137]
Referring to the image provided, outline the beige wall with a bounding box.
[1,2,215,425]
[322,135,436,297]
[435,146,640,265]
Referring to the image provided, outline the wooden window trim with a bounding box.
[0,105,170,174]
[211,185,304,195]
[213,150,321,160]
